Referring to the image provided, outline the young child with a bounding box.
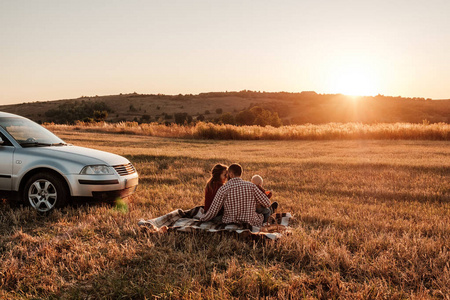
[251,175,278,225]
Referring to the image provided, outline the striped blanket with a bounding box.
[138,206,292,240]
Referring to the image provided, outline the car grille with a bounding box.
[113,163,136,176]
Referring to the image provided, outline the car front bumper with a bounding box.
[65,172,139,198]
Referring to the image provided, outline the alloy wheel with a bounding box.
[28,179,58,212]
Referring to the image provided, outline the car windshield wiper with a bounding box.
[21,142,69,147]
[20,142,53,147]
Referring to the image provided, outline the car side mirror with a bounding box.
[0,137,4,145]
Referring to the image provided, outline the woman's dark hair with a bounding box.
[206,164,228,192]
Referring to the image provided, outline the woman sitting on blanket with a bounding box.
[204,164,228,213]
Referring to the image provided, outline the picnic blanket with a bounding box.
[138,206,292,240]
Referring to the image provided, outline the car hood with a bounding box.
[29,145,130,166]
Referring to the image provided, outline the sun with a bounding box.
[327,59,380,97]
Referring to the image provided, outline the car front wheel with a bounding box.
[23,172,69,213]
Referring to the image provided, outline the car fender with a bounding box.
[12,159,79,193]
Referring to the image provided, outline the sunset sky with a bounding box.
[1,0,449,105]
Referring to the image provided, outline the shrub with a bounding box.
[82,117,95,123]
[141,114,151,123]
[129,104,138,112]
[174,113,193,125]
[93,110,108,122]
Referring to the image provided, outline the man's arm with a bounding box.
[254,185,271,208]
[200,185,226,222]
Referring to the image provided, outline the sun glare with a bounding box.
[327,58,380,97]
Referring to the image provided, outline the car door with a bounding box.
[0,133,14,190]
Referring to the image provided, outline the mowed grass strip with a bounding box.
[1,131,449,299]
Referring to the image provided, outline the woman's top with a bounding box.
[204,181,223,213]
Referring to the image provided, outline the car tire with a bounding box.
[23,172,69,213]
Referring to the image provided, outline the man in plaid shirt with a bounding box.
[200,163,272,227]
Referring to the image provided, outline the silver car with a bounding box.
[0,112,138,212]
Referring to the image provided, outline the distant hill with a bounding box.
[0,91,449,124]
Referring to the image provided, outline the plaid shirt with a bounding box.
[200,177,271,227]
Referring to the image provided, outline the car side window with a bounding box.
[0,132,13,146]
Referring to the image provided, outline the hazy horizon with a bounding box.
[1,0,449,105]
[1,90,450,107]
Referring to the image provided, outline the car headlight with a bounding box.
[80,165,114,175]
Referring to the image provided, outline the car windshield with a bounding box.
[0,117,65,147]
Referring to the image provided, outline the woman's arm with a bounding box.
[200,185,226,221]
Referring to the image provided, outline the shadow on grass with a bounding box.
[300,186,449,203]
[0,192,127,225]
[70,196,119,208]
[0,191,121,209]
[0,191,21,208]
[56,231,270,299]
[126,153,450,176]
[299,161,450,176]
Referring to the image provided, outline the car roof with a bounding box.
[0,112,26,118]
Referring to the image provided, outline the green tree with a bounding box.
[220,112,235,124]
[235,106,282,127]
[235,110,256,125]
[45,101,112,124]
[270,112,283,127]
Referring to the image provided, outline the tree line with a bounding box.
[44,101,282,127]
[45,100,112,124]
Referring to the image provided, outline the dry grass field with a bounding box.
[1,129,449,299]
[44,121,450,141]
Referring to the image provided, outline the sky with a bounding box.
[1,0,449,105]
